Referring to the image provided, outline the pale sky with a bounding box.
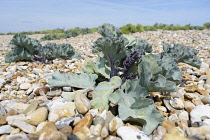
[0,0,209,33]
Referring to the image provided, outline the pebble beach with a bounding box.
[0,30,210,140]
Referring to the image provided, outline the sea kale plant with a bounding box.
[5,34,80,63]
[48,23,201,134]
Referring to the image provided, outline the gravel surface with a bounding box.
[0,30,210,140]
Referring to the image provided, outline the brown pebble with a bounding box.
[73,113,93,134]
[0,109,17,125]
[60,125,72,136]
[34,86,50,96]
[162,120,175,132]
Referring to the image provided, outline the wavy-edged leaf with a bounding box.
[91,76,122,111]
[93,37,126,63]
[163,43,201,68]
[109,79,148,105]
[124,36,136,47]
[149,74,177,92]
[40,43,81,59]
[118,95,164,135]
[138,55,161,88]
[5,34,41,63]
[83,54,110,79]
[150,54,183,81]
[98,23,122,37]
[5,47,34,63]
[122,79,148,97]
[10,34,41,53]
[109,89,124,104]
[48,71,98,88]
[138,55,177,92]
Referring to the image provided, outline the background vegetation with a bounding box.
[0,22,209,38]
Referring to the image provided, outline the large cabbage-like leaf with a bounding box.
[138,55,177,92]
[5,34,41,63]
[92,37,127,77]
[118,95,164,135]
[93,37,126,63]
[40,43,81,59]
[125,39,153,55]
[150,54,183,81]
[109,79,148,105]
[163,43,201,68]
[5,47,34,63]
[134,39,153,53]
[90,76,122,111]
[98,23,122,37]
[122,79,148,97]
[149,74,177,92]
[83,54,110,79]
[48,71,98,88]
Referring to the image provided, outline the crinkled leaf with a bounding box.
[149,74,177,92]
[91,76,122,111]
[98,23,122,37]
[163,43,201,68]
[48,71,98,88]
[150,54,183,81]
[40,43,81,59]
[118,95,164,135]
[134,39,153,53]
[93,37,126,63]
[125,39,153,56]
[5,47,34,63]
[138,55,177,92]
[122,79,149,97]
[10,34,41,53]
[5,34,41,63]
[83,54,110,79]
[109,89,124,104]
[109,79,148,105]
[124,36,137,47]
[138,55,161,88]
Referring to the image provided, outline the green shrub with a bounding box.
[120,24,137,34]
[136,24,144,32]
[144,26,157,31]
[203,22,210,29]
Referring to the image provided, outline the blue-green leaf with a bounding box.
[91,76,122,111]
[48,71,98,88]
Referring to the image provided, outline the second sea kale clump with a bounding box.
[48,23,201,135]
[5,34,80,63]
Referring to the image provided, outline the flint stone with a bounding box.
[6,114,26,125]
[36,121,57,135]
[203,119,210,126]
[201,95,210,104]
[55,117,74,129]
[0,125,15,135]
[26,107,48,126]
[48,102,75,122]
[23,100,38,115]
[170,98,184,110]
[190,105,210,124]
[6,133,29,140]
[39,130,67,140]
[9,120,36,134]
[117,126,150,140]
[109,117,123,133]
[74,91,91,114]
[73,113,93,134]
[20,83,31,90]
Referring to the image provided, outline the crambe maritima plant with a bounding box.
[48,23,201,134]
[5,34,81,63]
